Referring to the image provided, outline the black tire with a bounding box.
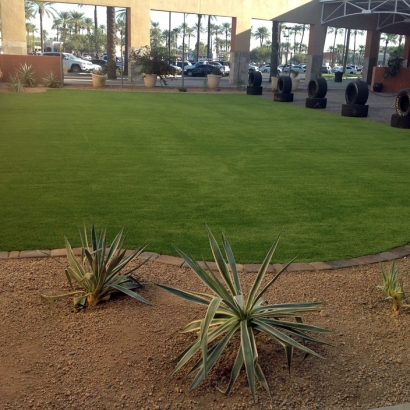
[248,71,262,87]
[277,76,292,94]
[187,70,193,77]
[345,80,369,105]
[274,92,294,102]
[395,89,410,117]
[391,114,410,128]
[246,86,262,95]
[305,97,327,109]
[341,103,369,117]
[307,78,328,98]
[71,65,80,73]
[373,83,383,92]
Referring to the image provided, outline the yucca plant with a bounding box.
[8,73,25,92]
[41,224,151,309]
[378,262,409,315]
[43,71,60,88]
[17,63,37,87]
[157,229,331,402]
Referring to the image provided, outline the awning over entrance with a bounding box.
[320,0,410,30]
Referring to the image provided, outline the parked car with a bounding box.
[332,65,356,74]
[91,59,108,70]
[260,64,270,73]
[345,65,357,74]
[175,61,192,69]
[184,61,207,74]
[171,65,182,74]
[248,64,259,73]
[102,55,123,70]
[185,63,215,77]
[208,61,229,76]
[42,52,95,73]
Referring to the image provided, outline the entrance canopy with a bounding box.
[320,0,410,32]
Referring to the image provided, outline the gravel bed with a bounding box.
[1,256,410,409]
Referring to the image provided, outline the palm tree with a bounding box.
[195,14,203,61]
[172,27,181,55]
[26,22,38,51]
[290,25,303,54]
[381,33,398,65]
[211,24,223,56]
[69,11,84,35]
[328,27,344,66]
[162,30,171,48]
[350,29,364,64]
[299,24,309,54]
[206,15,217,58]
[106,7,117,79]
[185,26,195,54]
[150,21,162,48]
[270,21,280,81]
[221,22,231,52]
[25,1,56,52]
[116,8,128,74]
[83,18,94,36]
[254,26,270,47]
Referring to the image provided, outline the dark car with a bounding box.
[91,59,108,70]
[185,63,215,77]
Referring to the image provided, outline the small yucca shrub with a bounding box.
[42,224,151,309]
[8,73,25,92]
[43,71,60,88]
[157,228,331,402]
[17,63,37,87]
[378,262,409,315]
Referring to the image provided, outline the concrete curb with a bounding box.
[1,244,409,272]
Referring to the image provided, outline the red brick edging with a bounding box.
[1,244,410,272]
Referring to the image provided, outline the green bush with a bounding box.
[17,63,37,87]
[43,71,60,88]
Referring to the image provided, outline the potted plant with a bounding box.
[91,68,107,88]
[373,54,404,92]
[291,69,300,91]
[129,45,176,87]
[207,66,222,89]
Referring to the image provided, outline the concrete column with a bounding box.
[403,36,410,68]
[128,3,150,82]
[0,0,27,54]
[229,16,252,86]
[362,30,380,84]
[305,23,327,82]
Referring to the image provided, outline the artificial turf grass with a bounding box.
[1,89,410,263]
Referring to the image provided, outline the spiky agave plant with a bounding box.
[17,63,37,87]
[157,228,331,402]
[41,224,151,309]
[8,73,25,92]
[379,262,408,315]
[42,71,60,88]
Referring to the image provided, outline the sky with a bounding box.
[30,2,366,52]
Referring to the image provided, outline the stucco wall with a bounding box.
[371,67,410,93]
[0,55,63,85]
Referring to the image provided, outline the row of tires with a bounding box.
[250,71,410,118]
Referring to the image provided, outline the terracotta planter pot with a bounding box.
[143,74,157,88]
[291,78,300,91]
[207,74,221,89]
[271,77,279,91]
[91,73,107,88]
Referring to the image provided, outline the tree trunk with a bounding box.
[107,7,117,79]
[269,21,279,82]
[207,15,211,59]
[94,6,98,32]
[196,15,202,62]
[123,8,129,75]
[39,8,44,52]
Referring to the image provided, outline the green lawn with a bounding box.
[1,89,409,263]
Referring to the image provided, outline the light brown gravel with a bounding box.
[1,256,409,410]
